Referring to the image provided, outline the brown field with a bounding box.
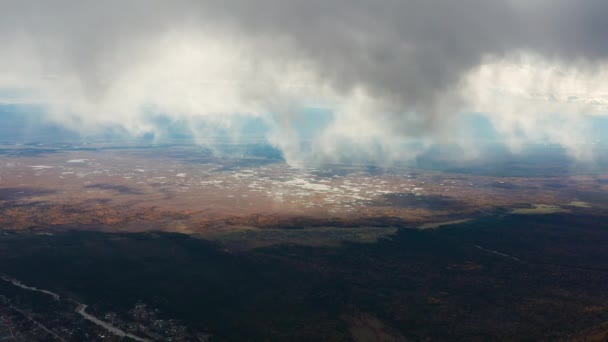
[1,145,607,235]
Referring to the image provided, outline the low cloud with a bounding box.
[1,1,608,164]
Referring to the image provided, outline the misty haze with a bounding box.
[1,1,608,341]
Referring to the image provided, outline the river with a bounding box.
[0,274,150,342]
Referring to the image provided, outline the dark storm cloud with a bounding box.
[1,0,608,147]
[2,0,607,101]
[210,0,608,104]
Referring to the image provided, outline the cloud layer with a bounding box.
[1,0,608,164]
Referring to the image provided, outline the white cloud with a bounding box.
[1,1,608,165]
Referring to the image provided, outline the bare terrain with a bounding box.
[1,144,606,244]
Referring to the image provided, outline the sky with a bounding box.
[1,1,608,165]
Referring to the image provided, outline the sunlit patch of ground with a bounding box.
[418,218,474,229]
[511,204,570,215]
[568,201,592,208]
